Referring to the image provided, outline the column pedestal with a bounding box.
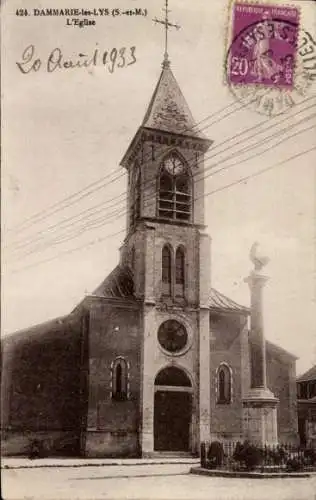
[243,388,278,446]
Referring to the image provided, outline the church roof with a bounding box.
[92,265,135,299]
[209,288,249,313]
[266,340,298,361]
[141,64,208,140]
[297,365,316,383]
[91,262,249,312]
[1,314,77,348]
[93,269,249,310]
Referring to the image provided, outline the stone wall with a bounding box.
[209,313,247,442]
[1,315,83,456]
[86,300,141,457]
[1,430,79,457]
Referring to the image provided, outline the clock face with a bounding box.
[158,320,188,353]
[163,155,185,176]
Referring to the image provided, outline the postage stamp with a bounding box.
[225,2,316,116]
[227,3,299,89]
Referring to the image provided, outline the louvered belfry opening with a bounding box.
[158,154,192,222]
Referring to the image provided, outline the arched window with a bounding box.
[112,358,128,401]
[162,245,172,296]
[116,364,122,392]
[175,246,185,297]
[158,153,192,221]
[130,164,141,226]
[217,364,232,404]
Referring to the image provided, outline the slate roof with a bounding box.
[92,265,135,299]
[141,64,208,140]
[297,365,316,383]
[209,288,249,313]
[1,314,74,348]
[266,340,298,361]
[92,264,249,311]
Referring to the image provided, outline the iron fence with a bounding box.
[200,440,316,472]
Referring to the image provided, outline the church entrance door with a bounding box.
[154,390,191,451]
[153,367,192,452]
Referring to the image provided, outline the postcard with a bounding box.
[2,1,316,499]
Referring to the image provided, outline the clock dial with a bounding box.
[164,155,185,176]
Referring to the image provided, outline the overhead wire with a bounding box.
[6,108,316,262]
[10,103,315,261]
[6,115,316,265]
[5,95,316,255]
[6,99,246,235]
[8,145,315,275]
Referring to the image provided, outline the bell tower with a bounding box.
[119,2,213,455]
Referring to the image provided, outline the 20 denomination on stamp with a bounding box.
[228,3,299,89]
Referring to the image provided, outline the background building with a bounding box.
[297,366,316,447]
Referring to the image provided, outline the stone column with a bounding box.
[198,231,211,446]
[246,271,269,391]
[140,228,156,456]
[140,305,155,456]
[199,308,211,444]
[242,244,278,446]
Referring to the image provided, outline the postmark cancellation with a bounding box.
[225,1,316,116]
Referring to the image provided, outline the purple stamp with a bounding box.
[228,3,299,88]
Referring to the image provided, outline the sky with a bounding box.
[2,0,316,376]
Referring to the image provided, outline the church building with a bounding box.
[1,50,298,458]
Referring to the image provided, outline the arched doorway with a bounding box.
[154,366,192,452]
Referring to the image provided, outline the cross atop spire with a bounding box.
[153,0,180,68]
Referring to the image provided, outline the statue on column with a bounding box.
[249,242,270,271]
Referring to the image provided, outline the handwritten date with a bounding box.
[16,44,137,74]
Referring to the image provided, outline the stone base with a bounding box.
[243,388,278,446]
[1,429,80,457]
[243,387,278,403]
[85,431,140,458]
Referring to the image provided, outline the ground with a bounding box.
[2,463,316,500]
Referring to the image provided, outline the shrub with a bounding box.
[274,445,288,465]
[303,448,316,466]
[233,441,243,462]
[286,457,302,472]
[207,441,224,469]
[233,440,263,470]
[264,444,288,466]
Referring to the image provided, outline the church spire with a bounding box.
[153,0,180,68]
